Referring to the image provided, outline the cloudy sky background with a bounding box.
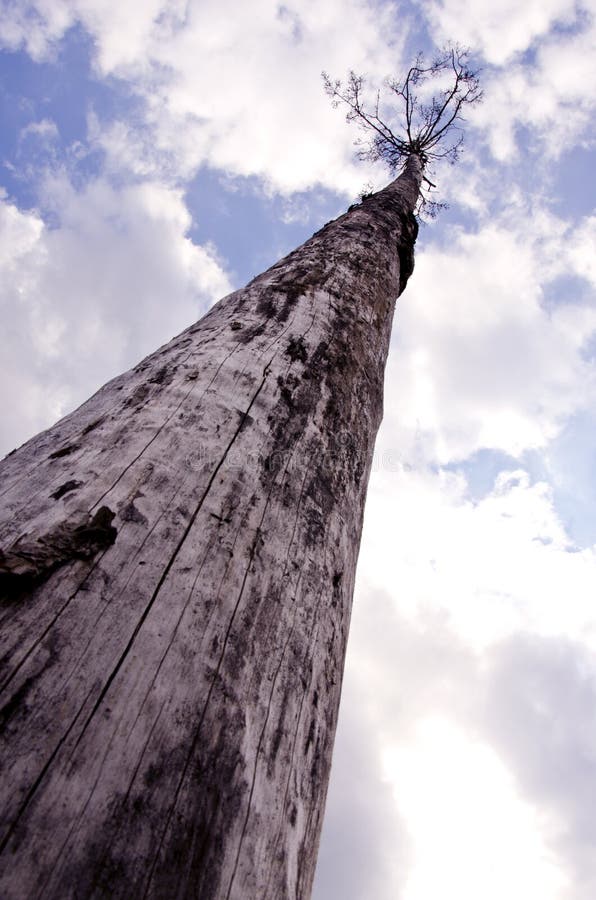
[1,0,595,897]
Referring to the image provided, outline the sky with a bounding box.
[0,0,595,897]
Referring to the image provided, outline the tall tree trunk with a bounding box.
[0,155,421,899]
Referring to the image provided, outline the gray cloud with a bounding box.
[483,633,596,899]
[322,586,596,897]
[312,614,413,900]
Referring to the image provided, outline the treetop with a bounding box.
[323,46,482,173]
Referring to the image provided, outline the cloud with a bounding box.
[425,0,595,162]
[316,442,596,895]
[321,548,596,896]
[483,634,596,900]
[312,685,411,900]
[358,461,596,651]
[426,0,580,65]
[0,178,232,456]
[1,0,412,194]
[475,14,596,161]
[383,208,596,464]
[568,216,596,286]
[384,716,567,900]
[0,0,75,60]
[94,0,411,193]
[19,118,59,142]
[319,589,574,899]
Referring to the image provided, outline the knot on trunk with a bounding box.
[397,208,419,294]
[0,506,117,599]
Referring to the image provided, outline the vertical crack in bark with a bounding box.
[263,619,323,899]
[141,533,261,898]
[217,455,315,897]
[232,514,330,898]
[140,424,297,897]
[231,575,308,896]
[1,473,186,738]
[89,341,242,512]
[72,360,274,755]
[0,362,273,860]
[0,681,97,855]
[225,596,301,900]
[263,534,334,895]
[80,525,224,875]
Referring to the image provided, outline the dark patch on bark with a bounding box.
[286,335,308,364]
[149,366,175,386]
[0,506,117,598]
[143,762,164,789]
[267,685,291,777]
[50,480,82,500]
[230,320,243,331]
[125,384,150,408]
[0,674,35,736]
[236,410,254,433]
[272,263,327,322]
[277,374,300,410]
[255,262,326,324]
[48,443,79,460]
[304,718,315,755]
[0,632,59,734]
[234,322,266,344]
[256,294,277,319]
[140,700,248,899]
[119,500,148,527]
[82,417,104,436]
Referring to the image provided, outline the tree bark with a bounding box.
[0,156,421,899]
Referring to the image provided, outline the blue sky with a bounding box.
[1,1,595,898]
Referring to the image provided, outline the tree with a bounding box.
[0,50,479,899]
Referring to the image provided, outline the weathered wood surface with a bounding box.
[0,157,421,899]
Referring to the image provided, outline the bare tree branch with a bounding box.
[323,45,482,215]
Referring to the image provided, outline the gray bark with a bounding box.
[0,156,421,899]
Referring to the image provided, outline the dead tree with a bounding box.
[0,49,480,899]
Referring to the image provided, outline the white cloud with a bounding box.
[359,461,596,651]
[384,717,567,900]
[1,0,411,194]
[426,0,580,65]
[95,0,410,193]
[322,530,596,896]
[484,634,596,899]
[0,0,75,60]
[19,118,59,142]
[319,586,584,899]
[0,181,232,456]
[568,215,596,286]
[384,209,596,463]
[424,0,596,161]
[0,191,43,266]
[474,13,596,161]
[312,694,410,900]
